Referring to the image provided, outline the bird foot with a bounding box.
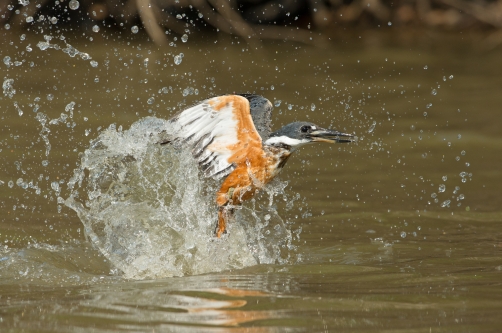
[214,225,227,238]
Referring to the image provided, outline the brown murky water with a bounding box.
[1,28,502,332]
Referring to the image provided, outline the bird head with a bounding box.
[264,121,354,150]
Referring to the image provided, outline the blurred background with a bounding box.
[3,0,502,47]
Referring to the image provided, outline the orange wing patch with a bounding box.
[207,95,237,112]
[213,96,273,207]
[225,96,263,164]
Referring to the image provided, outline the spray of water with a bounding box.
[65,117,296,279]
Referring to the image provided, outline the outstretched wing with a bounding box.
[239,94,273,141]
[161,95,263,180]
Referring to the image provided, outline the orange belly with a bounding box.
[216,146,290,207]
[214,146,290,237]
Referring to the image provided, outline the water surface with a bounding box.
[1,29,502,331]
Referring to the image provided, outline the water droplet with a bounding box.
[287,104,293,110]
[4,24,11,30]
[176,14,182,19]
[19,0,29,6]
[14,102,23,116]
[147,97,155,104]
[90,60,98,67]
[457,134,462,139]
[42,160,49,167]
[51,181,60,192]
[387,21,392,26]
[65,101,75,112]
[20,34,26,41]
[50,17,58,24]
[400,231,406,238]
[461,150,466,156]
[310,103,316,111]
[449,75,454,79]
[442,175,447,181]
[438,184,445,193]
[63,44,79,57]
[431,89,437,96]
[47,94,54,101]
[274,100,282,107]
[68,0,79,10]
[270,85,274,90]
[465,162,470,167]
[131,25,139,34]
[92,25,100,33]
[2,78,16,98]
[174,54,183,65]
[25,16,33,23]
[198,12,203,18]
[368,120,376,133]
[431,193,437,198]
[423,65,428,70]
[441,200,451,208]
[181,34,188,43]
[426,103,432,109]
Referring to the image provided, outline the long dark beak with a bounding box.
[309,128,354,143]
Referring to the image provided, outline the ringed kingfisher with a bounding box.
[160,94,354,237]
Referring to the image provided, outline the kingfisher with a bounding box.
[160,94,354,237]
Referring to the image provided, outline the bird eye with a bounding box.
[300,125,310,133]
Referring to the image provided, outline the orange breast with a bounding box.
[216,147,289,206]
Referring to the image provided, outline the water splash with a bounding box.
[3,78,16,98]
[65,117,295,279]
[37,35,95,64]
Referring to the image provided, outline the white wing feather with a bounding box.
[165,97,244,179]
